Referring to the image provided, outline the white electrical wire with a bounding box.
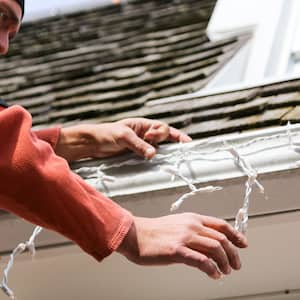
[75,166,116,183]
[2,122,300,299]
[0,226,43,299]
[170,186,223,212]
[160,165,222,211]
[73,122,300,229]
[86,126,300,174]
[224,143,265,233]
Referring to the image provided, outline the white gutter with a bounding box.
[73,123,300,198]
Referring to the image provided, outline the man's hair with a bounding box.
[15,0,24,18]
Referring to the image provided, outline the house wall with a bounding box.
[1,169,300,300]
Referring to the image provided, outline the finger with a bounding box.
[197,226,241,270]
[119,128,156,159]
[145,124,192,144]
[167,127,192,143]
[144,123,169,144]
[189,236,231,275]
[176,247,221,280]
[201,216,248,248]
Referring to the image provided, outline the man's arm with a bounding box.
[118,214,248,279]
[33,118,191,162]
[0,106,247,279]
[0,105,133,261]
[34,126,61,149]
[53,118,192,162]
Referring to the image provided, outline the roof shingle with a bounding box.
[0,0,248,129]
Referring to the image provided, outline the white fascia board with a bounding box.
[207,0,256,41]
[74,123,300,198]
[207,0,286,84]
[291,6,300,56]
[203,40,252,90]
[204,0,300,90]
[207,0,283,41]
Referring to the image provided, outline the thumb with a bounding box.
[121,129,156,159]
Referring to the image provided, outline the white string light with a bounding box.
[75,166,116,193]
[160,165,222,211]
[91,127,300,173]
[2,123,300,299]
[0,226,42,299]
[74,122,300,228]
[170,186,223,212]
[224,143,265,233]
[75,166,116,183]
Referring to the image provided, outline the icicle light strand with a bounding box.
[2,123,300,299]
[224,143,265,233]
[0,226,42,299]
[160,165,222,211]
[73,122,300,227]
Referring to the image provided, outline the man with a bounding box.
[0,0,247,281]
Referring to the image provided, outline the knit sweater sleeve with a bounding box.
[0,105,133,261]
[34,127,61,149]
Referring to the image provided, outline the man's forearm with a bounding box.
[0,106,133,261]
[55,124,97,162]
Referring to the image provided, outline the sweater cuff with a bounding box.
[34,126,61,149]
[91,208,134,262]
[109,208,134,253]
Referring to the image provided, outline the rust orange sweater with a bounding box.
[0,105,133,261]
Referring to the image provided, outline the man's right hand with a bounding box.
[117,213,248,280]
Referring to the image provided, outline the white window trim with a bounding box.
[148,0,300,107]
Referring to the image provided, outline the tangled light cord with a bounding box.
[1,123,300,299]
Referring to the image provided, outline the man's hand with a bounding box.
[55,118,192,162]
[117,213,248,280]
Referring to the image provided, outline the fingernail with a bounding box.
[238,234,248,246]
[233,260,241,270]
[242,239,248,247]
[145,148,155,158]
[181,136,192,143]
[212,271,222,280]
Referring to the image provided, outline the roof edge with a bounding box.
[147,73,300,107]
[73,123,300,198]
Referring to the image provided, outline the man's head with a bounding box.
[0,0,22,54]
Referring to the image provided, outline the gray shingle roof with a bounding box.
[0,0,247,129]
[161,80,300,139]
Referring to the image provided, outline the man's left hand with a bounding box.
[55,118,192,162]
